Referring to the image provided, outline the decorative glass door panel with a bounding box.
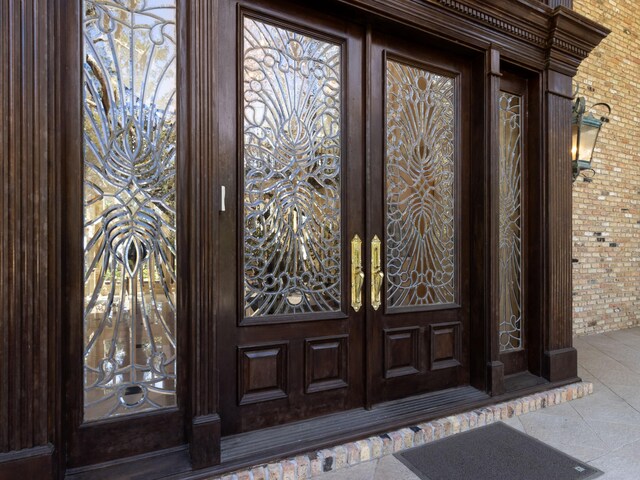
[498,91,523,353]
[243,16,342,319]
[83,0,177,421]
[385,59,456,310]
[498,73,529,377]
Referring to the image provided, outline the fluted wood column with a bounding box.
[542,69,578,382]
[541,8,608,382]
[0,0,57,477]
[188,0,221,468]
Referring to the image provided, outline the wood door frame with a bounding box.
[498,71,530,376]
[497,66,545,382]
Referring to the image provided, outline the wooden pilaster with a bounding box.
[541,8,609,382]
[0,0,57,476]
[485,47,505,396]
[188,0,221,468]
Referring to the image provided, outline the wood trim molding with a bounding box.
[544,347,578,382]
[544,84,574,351]
[436,0,547,46]
[540,67,577,382]
[546,0,572,9]
[546,7,610,75]
[485,47,504,396]
[190,414,221,469]
[0,445,55,479]
[330,0,608,73]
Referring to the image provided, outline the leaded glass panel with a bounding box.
[385,59,456,309]
[498,91,523,352]
[243,17,342,318]
[83,0,177,420]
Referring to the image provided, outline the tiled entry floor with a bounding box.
[323,327,640,480]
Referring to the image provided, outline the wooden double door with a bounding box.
[218,0,475,435]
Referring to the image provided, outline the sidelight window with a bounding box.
[498,91,523,352]
[82,0,178,420]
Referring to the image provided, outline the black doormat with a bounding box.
[395,422,603,480]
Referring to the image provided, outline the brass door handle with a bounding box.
[351,235,365,312]
[371,235,384,310]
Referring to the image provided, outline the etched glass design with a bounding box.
[498,92,523,352]
[243,18,342,318]
[83,0,177,420]
[385,59,456,309]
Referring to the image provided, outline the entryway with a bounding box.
[216,0,483,435]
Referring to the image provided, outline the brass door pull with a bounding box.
[371,235,384,310]
[351,234,365,312]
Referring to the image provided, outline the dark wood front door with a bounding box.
[366,33,472,404]
[218,0,476,435]
[217,0,366,435]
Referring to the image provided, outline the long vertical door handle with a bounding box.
[351,235,365,312]
[371,235,384,311]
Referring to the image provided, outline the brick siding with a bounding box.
[572,0,640,335]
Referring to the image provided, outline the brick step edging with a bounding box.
[215,381,594,480]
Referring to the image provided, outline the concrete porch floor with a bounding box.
[321,327,640,480]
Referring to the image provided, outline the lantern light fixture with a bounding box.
[571,95,611,182]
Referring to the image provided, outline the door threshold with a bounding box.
[221,386,488,467]
[504,371,548,393]
[64,386,488,480]
[65,377,583,479]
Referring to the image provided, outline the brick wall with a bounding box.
[571,0,640,335]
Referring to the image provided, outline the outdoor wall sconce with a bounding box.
[571,95,611,182]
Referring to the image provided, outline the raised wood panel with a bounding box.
[238,343,288,405]
[383,328,420,378]
[0,0,53,456]
[430,322,462,370]
[305,336,348,393]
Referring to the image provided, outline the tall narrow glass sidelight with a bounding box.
[498,91,523,352]
[82,0,177,420]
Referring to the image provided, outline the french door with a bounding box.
[366,32,472,404]
[217,0,475,434]
[217,0,366,434]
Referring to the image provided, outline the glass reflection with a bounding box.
[498,91,523,352]
[243,17,342,318]
[83,0,177,420]
[385,59,456,309]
